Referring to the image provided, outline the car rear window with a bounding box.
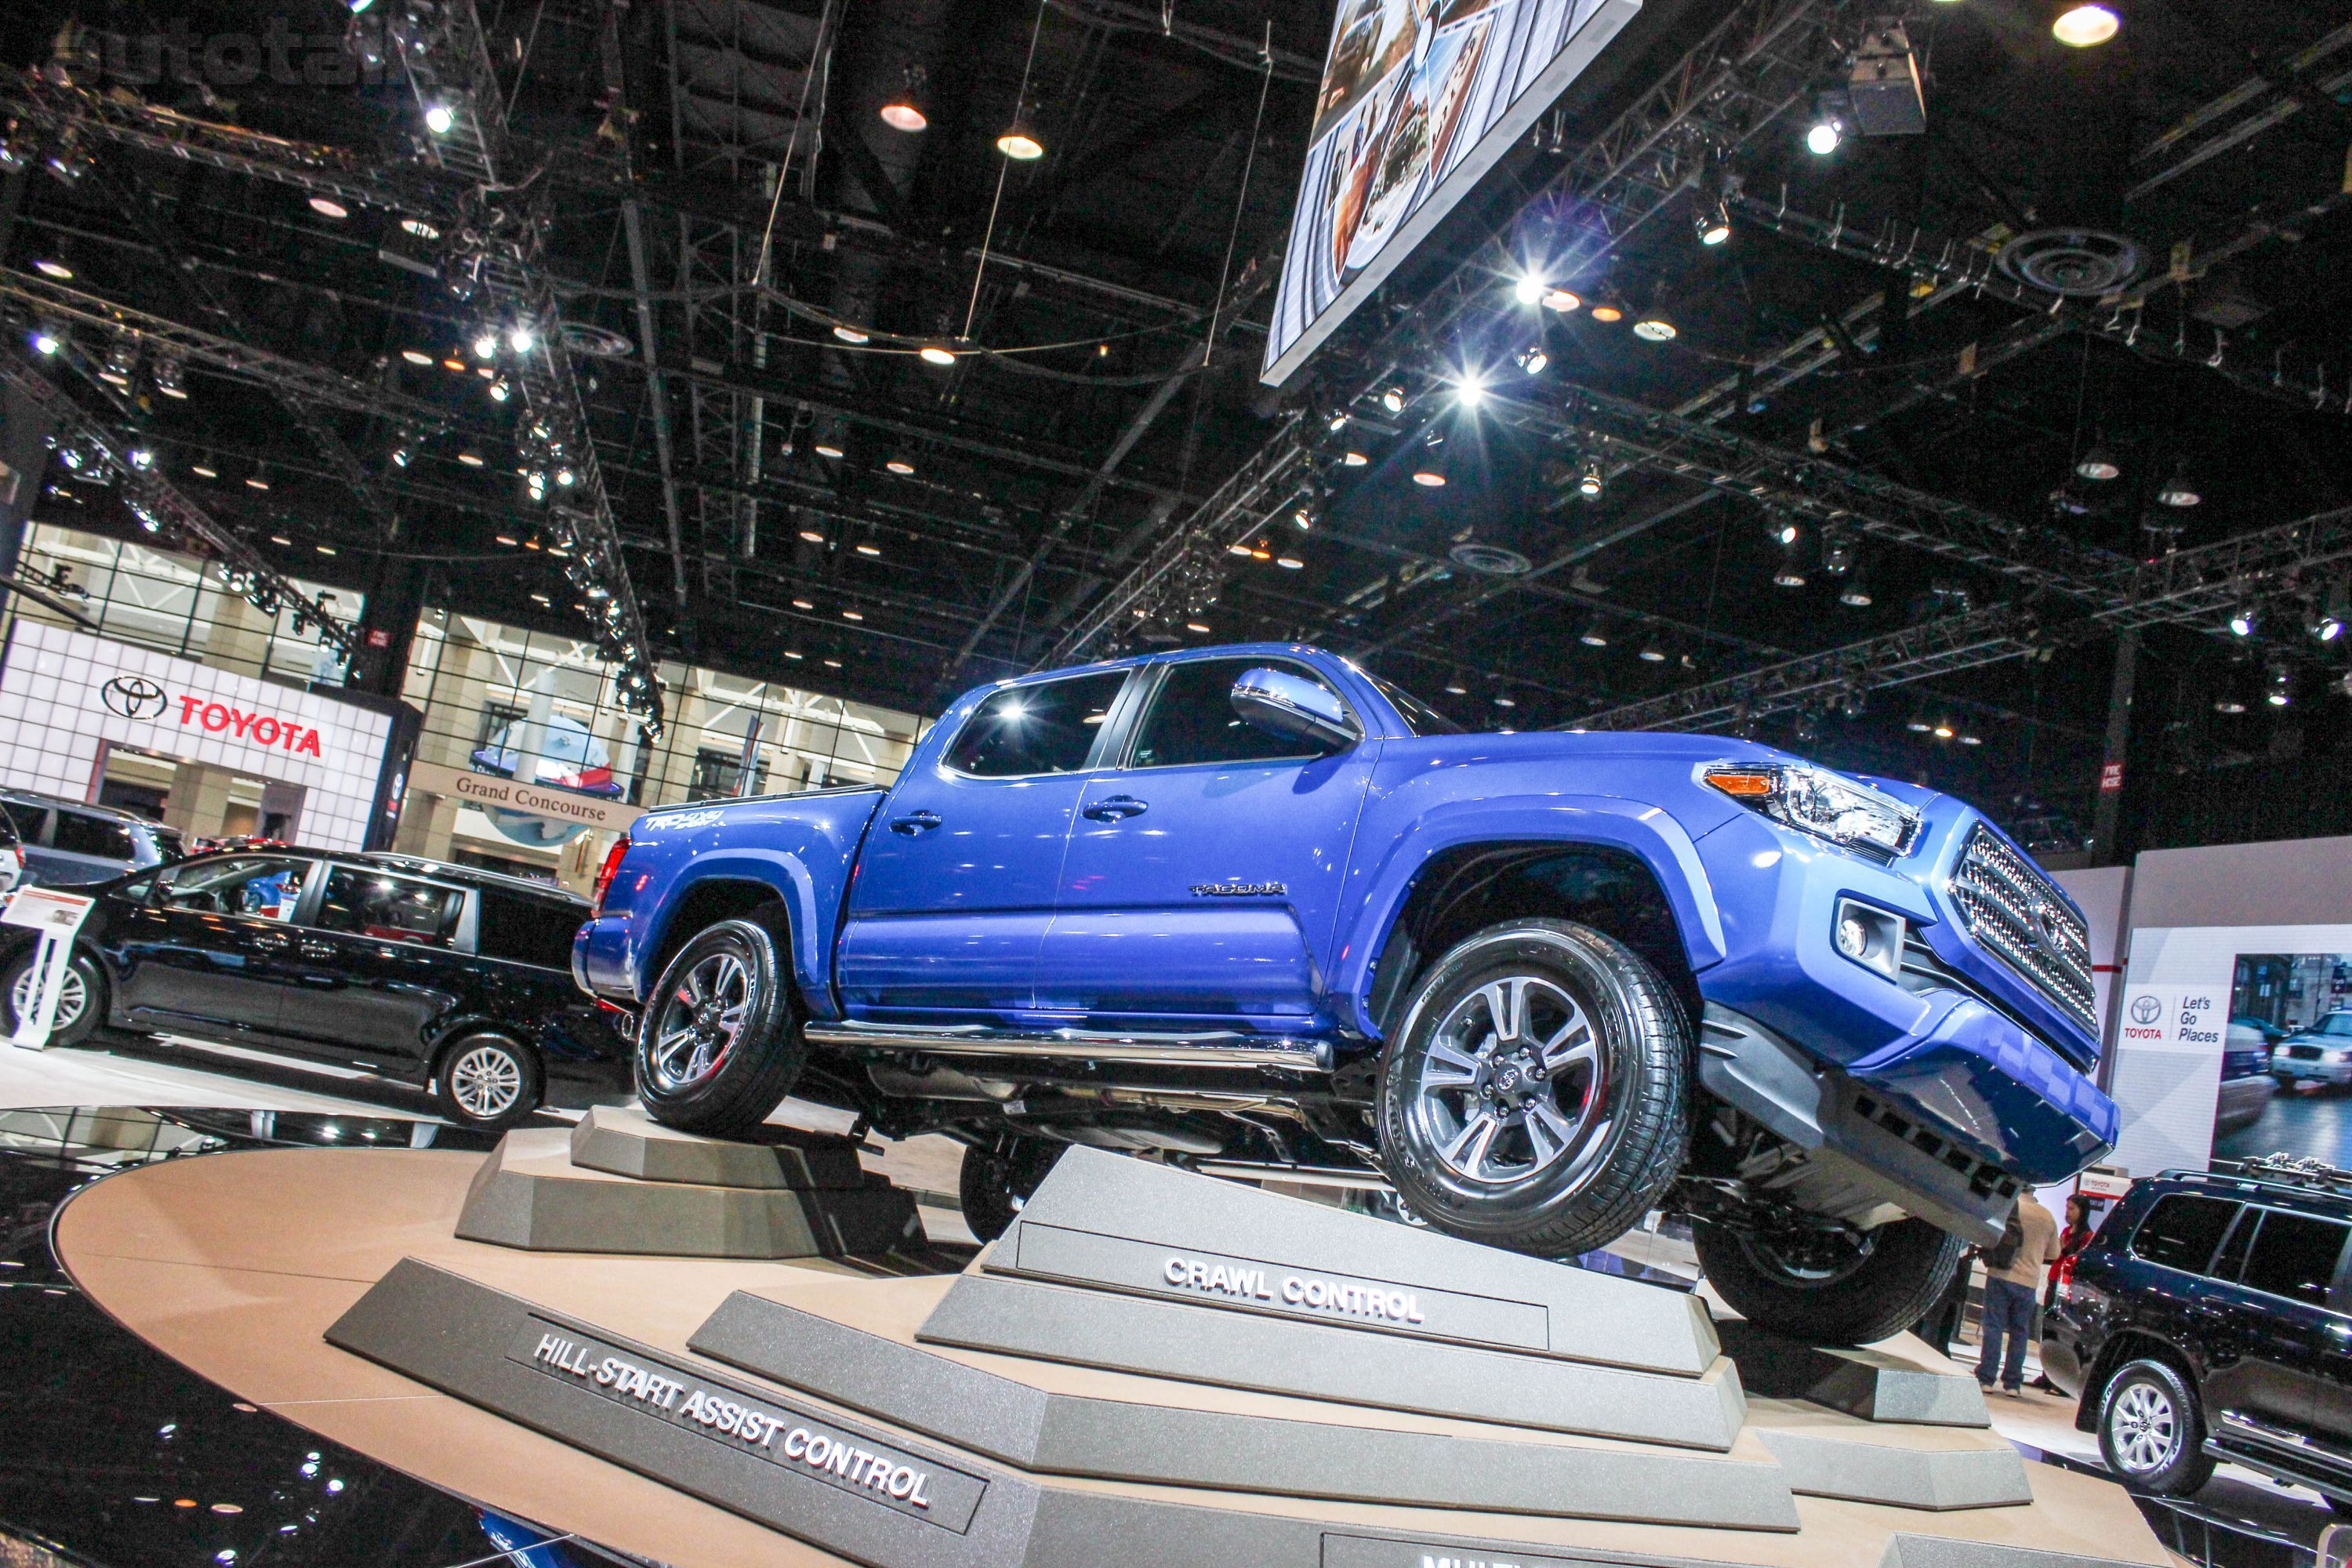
[2241,1211,2350,1307]
[476,888,586,970]
[944,671,1125,777]
[2130,1193,2239,1275]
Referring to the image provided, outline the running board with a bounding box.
[800,1020,1330,1072]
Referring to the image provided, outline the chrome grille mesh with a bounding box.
[1948,825,2096,1032]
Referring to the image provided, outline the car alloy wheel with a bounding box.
[1406,975,1607,1186]
[9,961,85,1033]
[447,1043,524,1122]
[2108,1379,2180,1475]
[646,948,752,1094]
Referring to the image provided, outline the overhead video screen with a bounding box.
[1259,0,1641,388]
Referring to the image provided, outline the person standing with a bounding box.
[1979,1191,2060,1396]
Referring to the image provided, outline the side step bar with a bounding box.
[801,1019,1331,1073]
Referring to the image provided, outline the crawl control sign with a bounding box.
[506,1319,985,1531]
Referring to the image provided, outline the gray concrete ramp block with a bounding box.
[995,1145,1717,1375]
[1878,1537,2161,1568]
[567,1104,868,1189]
[1755,1429,2031,1510]
[1718,1319,1990,1427]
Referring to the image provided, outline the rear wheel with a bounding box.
[1693,1215,1965,1346]
[637,918,804,1138]
[2,947,106,1046]
[958,1134,1064,1243]
[1375,919,1690,1258]
[2098,1359,2216,1497]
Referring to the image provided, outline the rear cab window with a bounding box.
[2129,1193,2240,1276]
[943,670,1127,778]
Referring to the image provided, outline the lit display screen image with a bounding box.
[1260,0,1639,387]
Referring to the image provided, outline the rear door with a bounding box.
[42,808,140,885]
[274,863,470,1066]
[111,854,321,1035]
[839,668,1131,1022]
[2206,1207,2350,1446]
[1042,655,1377,1029]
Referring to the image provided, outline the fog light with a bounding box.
[1833,898,1904,981]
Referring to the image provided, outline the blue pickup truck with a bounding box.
[575,644,2117,1344]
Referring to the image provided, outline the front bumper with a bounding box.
[2274,1052,2352,1084]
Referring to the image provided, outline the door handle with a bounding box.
[1083,795,1149,822]
[298,942,336,959]
[249,933,290,950]
[890,810,943,836]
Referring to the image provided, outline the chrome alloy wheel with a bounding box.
[647,949,752,1094]
[1409,975,1606,1186]
[448,1044,524,1121]
[10,961,86,1033]
[2108,1381,2181,1475]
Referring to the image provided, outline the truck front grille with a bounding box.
[1948,824,2097,1034]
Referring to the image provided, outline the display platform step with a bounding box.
[982,1146,1718,1376]
[568,1105,869,1190]
[688,1287,1799,1528]
[1753,1425,2030,1511]
[456,1127,924,1258]
[1716,1319,1990,1428]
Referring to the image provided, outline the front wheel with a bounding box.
[1691,1215,1965,1346]
[2098,1359,2216,1497]
[637,918,804,1138]
[435,1034,543,1129]
[1374,918,1690,1258]
[2,946,106,1046]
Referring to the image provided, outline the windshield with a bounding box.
[1365,670,1465,736]
[2319,1013,2352,1038]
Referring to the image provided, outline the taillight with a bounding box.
[592,835,630,913]
[2053,1250,2082,1303]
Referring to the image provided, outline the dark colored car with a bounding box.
[0,848,625,1127]
[0,790,184,886]
[2043,1157,2352,1504]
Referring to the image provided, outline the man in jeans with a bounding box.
[1979,1190,2061,1395]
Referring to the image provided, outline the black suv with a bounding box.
[2044,1156,2352,1504]
[0,849,626,1127]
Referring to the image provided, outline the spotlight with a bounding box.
[2156,460,2200,508]
[507,322,538,354]
[1541,289,1581,313]
[1342,450,1368,466]
[2075,443,2120,482]
[2052,3,2118,46]
[886,459,916,475]
[1838,567,1874,608]
[833,325,870,344]
[127,445,154,470]
[814,443,844,459]
[346,0,376,12]
[1839,688,1867,720]
[1588,297,1624,324]
[1578,617,1610,648]
[1380,386,1406,414]
[1512,275,1546,306]
[1768,517,1799,547]
[400,218,441,240]
[31,259,71,280]
[880,67,929,132]
[1492,689,1517,709]
[1577,461,1603,500]
[1327,410,1349,433]
[2228,605,2257,637]
[151,350,188,398]
[1932,718,1955,739]
[99,336,139,387]
[1412,430,1446,487]
[424,103,457,136]
[1454,375,1486,408]
[1638,640,1666,662]
[29,321,64,356]
[2311,608,2343,644]
[1631,305,1678,343]
[919,345,958,366]
[488,376,511,402]
[2214,696,2246,715]
[1806,118,1842,155]
[1515,344,1550,376]
[1773,554,1808,588]
[1291,506,1313,531]
[2267,664,2291,706]
[308,197,350,220]
[471,329,499,359]
[996,125,1044,161]
[1444,675,1468,695]
[1693,199,1732,247]
[1821,535,1854,575]
[246,465,273,491]
[1412,467,1446,488]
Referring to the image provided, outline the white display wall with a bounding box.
[0,622,392,849]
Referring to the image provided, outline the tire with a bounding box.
[637,918,804,1138]
[2097,1358,2216,1497]
[435,1034,543,1129]
[958,1135,1064,1243]
[1374,918,1690,1258]
[1693,1215,1966,1346]
[2,946,106,1047]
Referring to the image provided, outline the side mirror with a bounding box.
[1231,667,1361,751]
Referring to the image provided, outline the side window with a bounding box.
[2213,1207,2258,1282]
[161,856,313,920]
[311,866,466,949]
[2129,1194,2239,1276]
[51,809,137,862]
[944,671,1126,778]
[1129,658,1350,769]
[477,890,587,969]
[2241,1212,2350,1306]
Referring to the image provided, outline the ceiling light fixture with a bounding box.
[308,197,350,220]
[833,325,870,344]
[2052,3,2119,46]
[815,443,844,459]
[885,459,915,475]
[2156,460,2200,507]
[401,349,434,366]
[1516,344,1550,376]
[2074,442,2120,482]
[1578,617,1610,648]
[996,124,1044,161]
[1541,288,1581,313]
[918,344,958,366]
[1512,274,1546,306]
[1806,118,1842,155]
[423,103,457,136]
[1577,461,1603,500]
[31,260,71,280]
[880,67,930,132]
[1693,198,1732,247]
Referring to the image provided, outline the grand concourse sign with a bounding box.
[406,758,648,835]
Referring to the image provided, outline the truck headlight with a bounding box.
[1706,764,1921,858]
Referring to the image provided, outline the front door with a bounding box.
[273,862,469,1065]
[1041,655,1376,1031]
[838,668,1131,1022]
[111,854,319,1036]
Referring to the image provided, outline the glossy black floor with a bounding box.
[0,1106,644,1568]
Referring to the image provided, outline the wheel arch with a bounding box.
[1347,823,1722,1040]
[2077,1329,2203,1434]
[634,869,804,1010]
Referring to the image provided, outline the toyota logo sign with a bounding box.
[100,675,168,720]
[2129,994,2163,1026]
